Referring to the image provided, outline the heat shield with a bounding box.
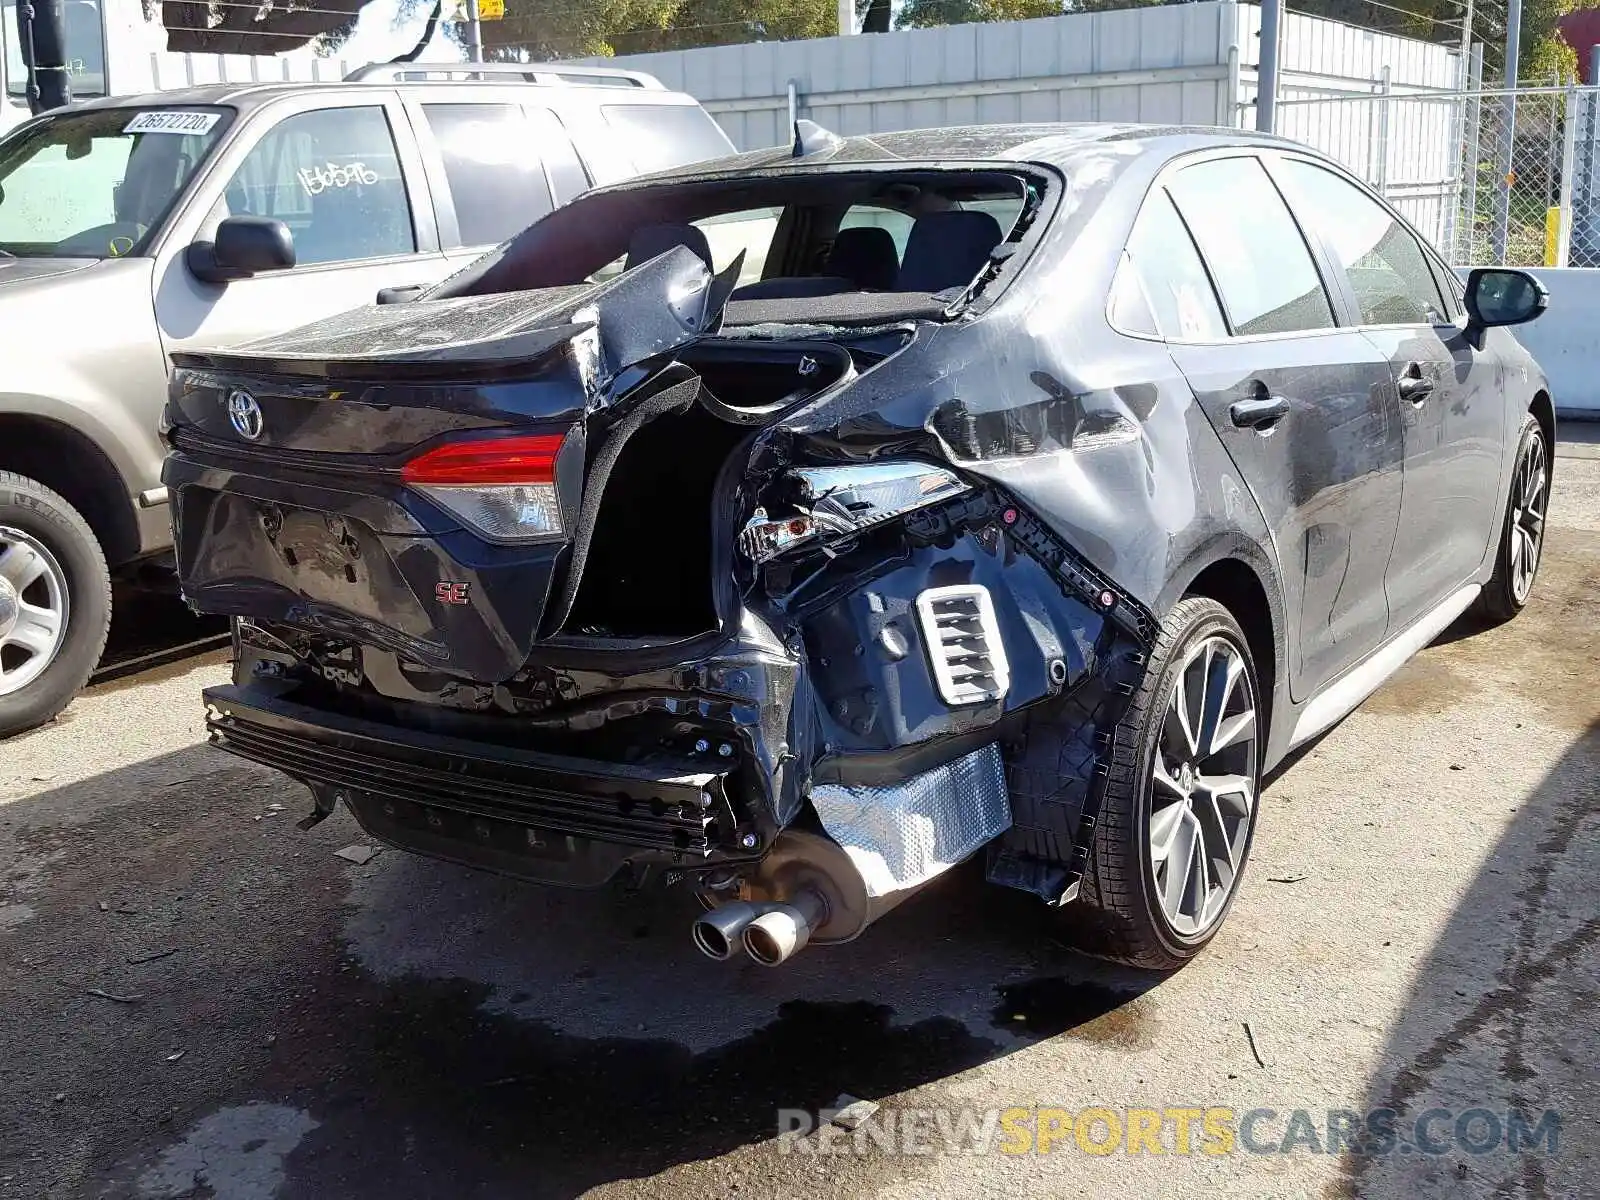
[809,743,1011,898]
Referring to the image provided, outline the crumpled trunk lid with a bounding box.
[163,247,735,682]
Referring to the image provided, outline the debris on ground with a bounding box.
[164,1051,185,1062]
[334,845,381,865]
[126,948,180,965]
[1243,1021,1270,1069]
[85,988,143,1005]
[829,1095,880,1131]
[1266,873,1308,884]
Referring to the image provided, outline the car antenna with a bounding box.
[792,119,844,158]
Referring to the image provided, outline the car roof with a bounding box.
[59,69,694,118]
[639,122,1305,182]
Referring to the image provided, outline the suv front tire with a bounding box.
[0,471,112,737]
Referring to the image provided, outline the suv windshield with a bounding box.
[0,106,231,259]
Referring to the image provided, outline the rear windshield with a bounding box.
[0,106,231,258]
[600,104,734,173]
[442,168,1035,313]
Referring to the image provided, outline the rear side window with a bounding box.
[1168,157,1335,337]
[1118,189,1227,341]
[600,104,732,173]
[1274,159,1449,326]
[423,103,554,247]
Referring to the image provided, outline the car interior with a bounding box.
[462,169,1037,317]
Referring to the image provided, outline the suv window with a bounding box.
[527,107,588,204]
[0,106,227,257]
[3,0,105,98]
[220,106,413,268]
[1168,157,1335,337]
[422,103,553,247]
[1118,188,1227,341]
[600,104,732,173]
[1275,159,1449,326]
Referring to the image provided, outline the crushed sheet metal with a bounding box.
[809,743,1010,898]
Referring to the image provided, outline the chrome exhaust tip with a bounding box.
[691,900,764,961]
[741,889,827,967]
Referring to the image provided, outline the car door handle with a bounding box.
[1230,394,1290,430]
[1397,369,1434,404]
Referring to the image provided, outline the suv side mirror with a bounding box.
[187,217,296,285]
[1465,268,1548,332]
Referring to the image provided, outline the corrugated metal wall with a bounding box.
[581,2,1461,153]
[582,2,1243,151]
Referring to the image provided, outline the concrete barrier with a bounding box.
[1461,268,1600,418]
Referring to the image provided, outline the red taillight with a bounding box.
[402,433,566,544]
[402,433,564,486]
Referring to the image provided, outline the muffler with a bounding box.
[691,830,926,966]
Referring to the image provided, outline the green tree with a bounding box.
[479,0,837,59]
[893,0,1063,29]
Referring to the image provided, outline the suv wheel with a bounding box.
[1060,597,1262,970]
[0,472,112,738]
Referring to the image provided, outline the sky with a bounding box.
[336,0,465,67]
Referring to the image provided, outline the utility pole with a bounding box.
[1492,0,1522,260]
[465,0,484,64]
[1256,0,1282,133]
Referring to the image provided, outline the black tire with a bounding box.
[0,471,112,738]
[1060,597,1263,970]
[1475,414,1549,624]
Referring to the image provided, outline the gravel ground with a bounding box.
[1,452,1595,1200]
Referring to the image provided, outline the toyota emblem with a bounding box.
[226,389,264,441]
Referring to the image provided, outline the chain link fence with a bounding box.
[1268,84,1600,269]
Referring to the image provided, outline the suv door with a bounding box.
[1149,154,1406,703]
[1268,155,1505,631]
[153,95,451,357]
[408,98,589,267]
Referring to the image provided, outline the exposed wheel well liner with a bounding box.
[0,414,139,567]
[1530,389,1555,458]
[1183,557,1276,739]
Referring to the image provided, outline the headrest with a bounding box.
[896,210,1004,294]
[624,222,713,271]
[825,225,900,290]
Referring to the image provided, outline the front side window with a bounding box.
[1168,156,1335,337]
[0,106,228,256]
[1119,188,1226,341]
[422,103,553,248]
[1275,159,1449,326]
[2,0,106,98]
[219,106,413,268]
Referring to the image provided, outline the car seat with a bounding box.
[896,210,1004,294]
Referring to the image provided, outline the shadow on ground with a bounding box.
[0,743,1162,1200]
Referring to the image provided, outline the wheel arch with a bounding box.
[1158,537,1284,754]
[0,413,141,568]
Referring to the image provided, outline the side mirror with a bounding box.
[1465,268,1548,332]
[186,216,295,285]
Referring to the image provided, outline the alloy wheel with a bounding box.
[1149,634,1259,938]
[0,527,71,697]
[1509,431,1548,604]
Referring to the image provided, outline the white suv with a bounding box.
[0,63,734,735]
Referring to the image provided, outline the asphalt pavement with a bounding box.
[1,452,1596,1200]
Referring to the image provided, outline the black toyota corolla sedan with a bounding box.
[162,122,1552,970]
